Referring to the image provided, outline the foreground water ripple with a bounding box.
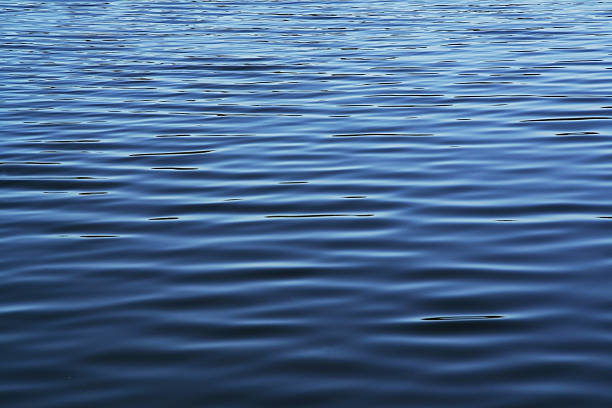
[2,0,612,407]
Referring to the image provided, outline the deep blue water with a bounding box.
[2,1,612,406]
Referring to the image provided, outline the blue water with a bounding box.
[2,1,612,406]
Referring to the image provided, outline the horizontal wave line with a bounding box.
[422,315,503,321]
[266,214,374,218]
[521,117,610,122]
[129,150,214,157]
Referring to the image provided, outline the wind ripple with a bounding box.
[2,0,612,407]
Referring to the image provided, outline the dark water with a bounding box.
[2,1,612,406]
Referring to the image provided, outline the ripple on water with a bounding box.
[2,0,612,407]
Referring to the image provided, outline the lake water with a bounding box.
[2,1,612,406]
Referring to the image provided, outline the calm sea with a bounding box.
[2,1,612,406]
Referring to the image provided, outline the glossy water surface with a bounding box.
[2,1,612,406]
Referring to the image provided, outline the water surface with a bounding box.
[2,1,612,406]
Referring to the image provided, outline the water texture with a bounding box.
[2,1,612,406]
